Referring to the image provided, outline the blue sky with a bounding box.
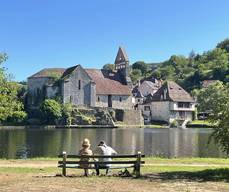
[1,0,229,81]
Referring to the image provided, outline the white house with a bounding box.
[140,81,195,125]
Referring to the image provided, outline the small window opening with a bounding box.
[78,80,81,90]
[98,96,100,102]
[119,97,122,102]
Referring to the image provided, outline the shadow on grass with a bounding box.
[145,168,229,182]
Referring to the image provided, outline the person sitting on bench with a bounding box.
[78,138,93,176]
[94,140,117,175]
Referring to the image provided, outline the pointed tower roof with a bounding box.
[114,46,129,64]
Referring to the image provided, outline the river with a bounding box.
[0,127,224,159]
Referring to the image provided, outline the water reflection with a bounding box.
[0,127,224,159]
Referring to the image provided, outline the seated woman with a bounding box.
[78,138,93,176]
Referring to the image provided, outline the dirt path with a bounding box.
[0,173,229,192]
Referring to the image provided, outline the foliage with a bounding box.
[194,81,229,154]
[217,38,229,53]
[40,99,62,124]
[62,103,73,125]
[150,40,229,91]
[170,120,179,128]
[0,53,27,124]
[130,69,142,84]
[132,61,148,76]
[102,63,115,71]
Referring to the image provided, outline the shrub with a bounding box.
[170,120,179,128]
[40,99,62,124]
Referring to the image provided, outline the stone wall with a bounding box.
[150,101,170,122]
[95,94,132,109]
[27,77,50,106]
[62,66,95,106]
[122,109,144,125]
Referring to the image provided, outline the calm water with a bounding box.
[0,127,225,159]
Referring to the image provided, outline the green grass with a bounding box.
[187,120,215,127]
[144,157,229,165]
[1,157,229,164]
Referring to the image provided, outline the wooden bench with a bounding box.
[58,151,145,177]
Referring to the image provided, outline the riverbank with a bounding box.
[1,158,229,192]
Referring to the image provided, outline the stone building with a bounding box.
[27,47,133,110]
[139,81,195,125]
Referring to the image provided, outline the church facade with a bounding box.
[27,47,133,110]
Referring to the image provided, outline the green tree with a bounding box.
[0,53,27,124]
[102,63,115,71]
[195,81,229,154]
[132,61,148,76]
[40,99,62,124]
[217,39,229,53]
[130,69,142,84]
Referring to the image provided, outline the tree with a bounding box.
[132,61,148,76]
[130,69,142,84]
[40,99,62,124]
[0,53,27,124]
[195,81,229,154]
[102,63,115,71]
[217,39,229,53]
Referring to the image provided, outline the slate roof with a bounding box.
[61,65,78,79]
[145,81,194,103]
[28,68,66,78]
[85,69,131,95]
[115,46,129,64]
[132,80,160,97]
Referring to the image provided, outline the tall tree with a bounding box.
[0,53,27,124]
[195,81,229,154]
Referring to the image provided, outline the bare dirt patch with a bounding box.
[0,173,229,192]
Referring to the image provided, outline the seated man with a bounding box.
[93,140,117,175]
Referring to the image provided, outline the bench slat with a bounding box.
[58,154,145,158]
[58,160,145,165]
[58,165,135,169]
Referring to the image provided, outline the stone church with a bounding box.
[27,47,133,110]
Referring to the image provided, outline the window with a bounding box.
[70,96,72,103]
[144,106,150,111]
[78,80,81,90]
[97,96,100,102]
[178,102,190,108]
[119,97,122,102]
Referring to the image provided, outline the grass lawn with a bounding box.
[187,120,215,127]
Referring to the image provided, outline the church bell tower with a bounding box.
[114,47,132,87]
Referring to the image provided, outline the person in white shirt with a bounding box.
[93,140,117,175]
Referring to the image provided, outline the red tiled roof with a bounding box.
[28,68,66,78]
[85,69,131,95]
